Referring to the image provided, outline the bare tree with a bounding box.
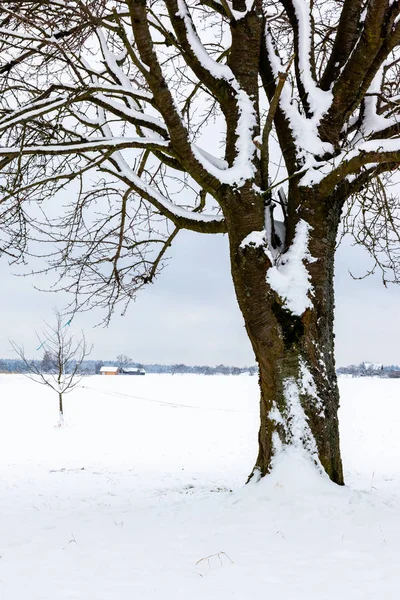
[11,310,92,425]
[116,354,132,370]
[1,0,400,482]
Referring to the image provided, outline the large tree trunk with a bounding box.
[226,188,344,485]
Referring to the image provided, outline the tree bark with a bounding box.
[227,190,344,485]
[58,392,64,425]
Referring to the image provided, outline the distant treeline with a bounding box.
[3,357,398,378]
[337,362,400,378]
[0,358,258,376]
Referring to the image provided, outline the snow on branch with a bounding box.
[163,0,258,185]
[299,138,400,189]
[290,0,332,119]
[264,27,334,163]
[358,62,400,140]
[173,0,234,82]
[91,93,169,138]
[106,152,226,234]
[190,86,258,187]
[0,137,171,157]
[0,97,69,132]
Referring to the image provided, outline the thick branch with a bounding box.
[260,25,297,175]
[164,0,232,106]
[126,0,222,195]
[312,143,400,197]
[319,0,364,91]
[260,56,294,190]
[319,1,400,146]
[279,0,315,117]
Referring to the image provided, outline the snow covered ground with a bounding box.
[0,374,399,599]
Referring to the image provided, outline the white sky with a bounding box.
[0,228,400,367]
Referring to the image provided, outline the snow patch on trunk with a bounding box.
[240,230,266,249]
[269,359,325,469]
[300,361,325,417]
[266,219,314,315]
[283,377,319,458]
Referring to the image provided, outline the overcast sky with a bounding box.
[0,227,400,367]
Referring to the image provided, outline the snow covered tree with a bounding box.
[11,310,92,425]
[1,0,400,482]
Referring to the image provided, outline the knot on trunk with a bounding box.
[237,231,269,267]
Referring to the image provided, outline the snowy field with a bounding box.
[0,374,400,599]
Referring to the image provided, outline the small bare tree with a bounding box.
[116,354,132,370]
[11,310,92,425]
